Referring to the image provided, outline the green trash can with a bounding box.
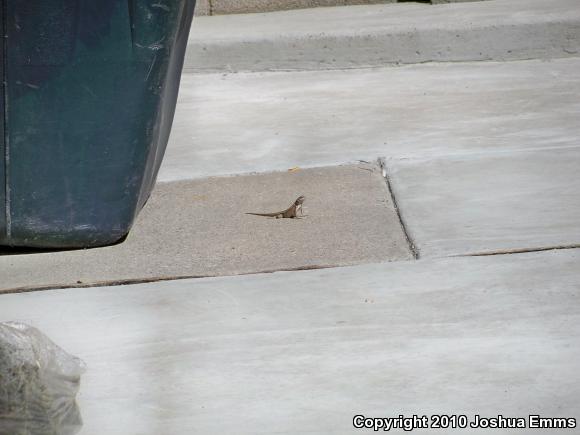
[0,0,195,248]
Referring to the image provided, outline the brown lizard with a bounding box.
[246,196,305,219]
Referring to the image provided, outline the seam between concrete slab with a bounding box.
[181,57,543,74]
[0,263,343,295]
[5,246,580,295]
[182,56,580,77]
[458,244,580,257]
[183,55,580,77]
[378,157,419,260]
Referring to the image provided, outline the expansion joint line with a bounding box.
[460,244,580,257]
[378,157,419,260]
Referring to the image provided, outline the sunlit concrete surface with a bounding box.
[161,58,580,182]
[386,147,580,257]
[0,164,412,293]
[185,0,580,72]
[1,1,579,432]
[0,250,579,434]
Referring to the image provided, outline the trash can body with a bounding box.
[0,0,195,248]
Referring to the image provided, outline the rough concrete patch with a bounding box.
[194,0,211,16]
[0,164,413,293]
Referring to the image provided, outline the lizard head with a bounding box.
[295,196,305,205]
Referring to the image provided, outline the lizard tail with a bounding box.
[245,212,273,217]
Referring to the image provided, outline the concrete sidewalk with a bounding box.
[1,2,580,433]
[186,0,580,72]
[1,250,579,434]
[387,147,580,257]
[163,58,580,180]
[3,59,579,289]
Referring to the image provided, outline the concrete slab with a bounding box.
[186,0,580,72]
[386,147,580,257]
[206,0,389,16]
[1,249,579,434]
[196,0,487,17]
[0,164,412,293]
[160,58,580,182]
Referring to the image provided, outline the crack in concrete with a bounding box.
[378,157,419,260]
[0,263,341,295]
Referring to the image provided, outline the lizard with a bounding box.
[246,196,305,219]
